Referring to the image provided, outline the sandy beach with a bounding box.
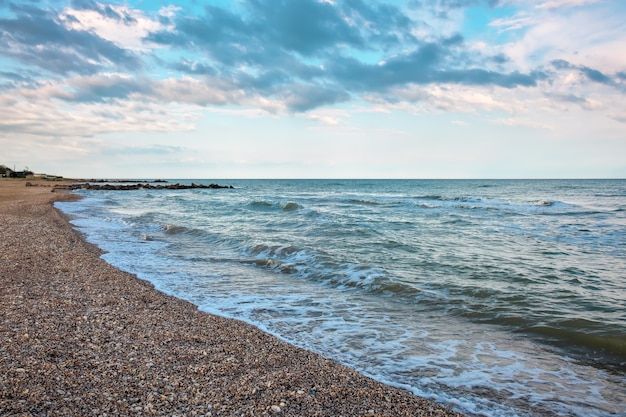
[0,178,465,416]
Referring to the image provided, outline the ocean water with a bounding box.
[56,179,626,417]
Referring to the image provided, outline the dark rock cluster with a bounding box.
[53,182,233,192]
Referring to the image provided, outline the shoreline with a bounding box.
[0,179,465,416]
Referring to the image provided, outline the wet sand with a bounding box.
[0,178,466,416]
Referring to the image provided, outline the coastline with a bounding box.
[0,179,465,416]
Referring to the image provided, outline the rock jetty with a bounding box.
[52,182,233,192]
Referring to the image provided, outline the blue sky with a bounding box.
[1,0,625,178]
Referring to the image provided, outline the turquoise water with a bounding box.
[57,179,626,417]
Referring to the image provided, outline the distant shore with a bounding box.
[0,178,464,416]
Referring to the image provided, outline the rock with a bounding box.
[55,182,234,191]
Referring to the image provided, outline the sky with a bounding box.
[1,0,625,179]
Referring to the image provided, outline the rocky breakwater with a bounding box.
[53,182,234,192]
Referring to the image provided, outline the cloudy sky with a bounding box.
[1,0,625,178]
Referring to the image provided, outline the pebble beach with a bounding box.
[0,179,465,417]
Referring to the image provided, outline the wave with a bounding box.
[161,224,207,237]
[163,224,189,234]
[102,198,122,206]
[247,200,303,212]
[442,218,474,226]
[415,194,446,201]
[412,195,513,212]
[524,325,626,363]
[539,209,605,217]
[346,198,406,206]
[469,310,626,364]
[337,193,591,218]
[348,198,386,206]
[246,243,308,257]
[240,242,425,300]
[414,195,484,202]
[248,200,274,209]
[411,195,581,215]
[536,199,555,206]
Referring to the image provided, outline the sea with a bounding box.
[55,179,626,417]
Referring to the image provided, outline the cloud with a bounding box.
[145,0,541,104]
[0,0,551,113]
[102,144,187,156]
[0,80,199,138]
[0,70,35,87]
[60,2,166,51]
[304,109,349,126]
[609,113,626,123]
[535,0,602,10]
[280,83,350,112]
[328,41,541,91]
[550,59,620,88]
[495,1,626,73]
[64,73,151,102]
[489,12,535,31]
[0,2,141,75]
[246,0,365,56]
[150,76,247,107]
[494,117,551,129]
[1,0,624,131]
[385,83,529,114]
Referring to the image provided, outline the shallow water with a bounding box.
[57,179,626,417]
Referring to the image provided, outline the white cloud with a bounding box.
[0,85,199,139]
[495,2,626,72]
[494,117,551,129]
[609,113,626,123]
[489,13,535,32]
[388,84,527,115]
[303,109,350,126]
[60,4,166,51]
[158,5,181,18]
[535,0,602,10]
[151,76,242,106]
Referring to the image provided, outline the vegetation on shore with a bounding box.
[0,164,35,178]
